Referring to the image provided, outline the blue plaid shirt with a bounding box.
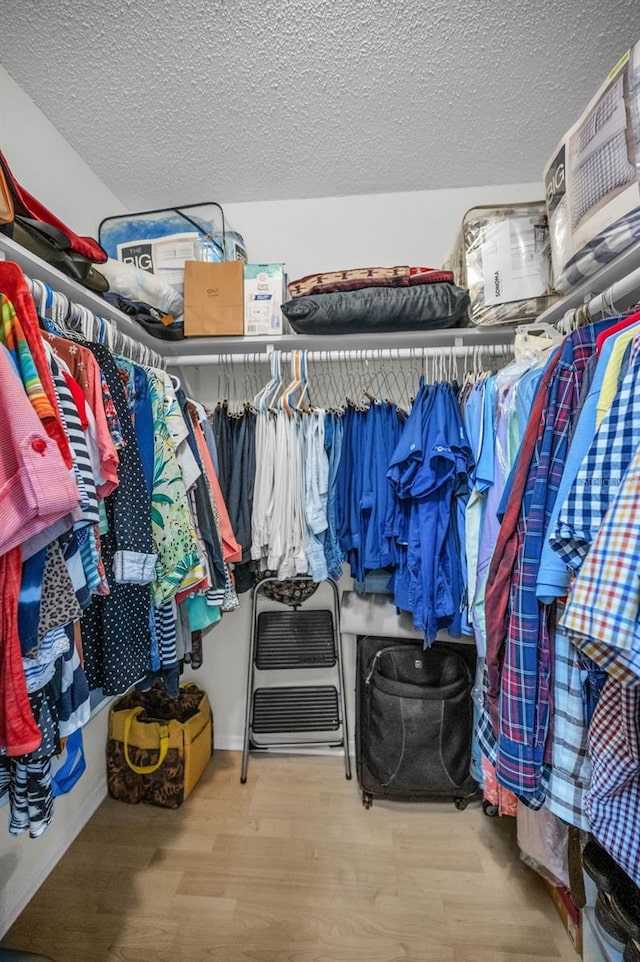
[545,621,592,830]
[494,322,607,804]
[550,336,640,572]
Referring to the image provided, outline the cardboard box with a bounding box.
[545,881,583,957]
[184,260,244,336]
[244,263,287,336]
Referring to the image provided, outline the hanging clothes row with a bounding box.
[0,260,240,839]
[198,344,514,639]
[471,304,640,887]
[0,278,514,841]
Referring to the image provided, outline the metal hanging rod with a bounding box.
[168,343,514,367]
[587,263,640,318]
[536,238,640,327]
[0,233,166,365]
[25,275,165,370]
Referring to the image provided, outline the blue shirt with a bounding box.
[463,380,484,475]
[388,383,471,642]
[475,377,496,493]
[516,363,546,440]
[495,323,607,803]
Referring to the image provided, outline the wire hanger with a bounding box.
[256,350,283,411]
[281,350,306,416]
[295,351,312,412]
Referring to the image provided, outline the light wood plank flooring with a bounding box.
[4,752,578,962]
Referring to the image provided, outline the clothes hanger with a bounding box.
[282,350,305,416]
[295,351,312,412]
[514,321,564,361]
[254,350,279,410]
[265,352,286,411]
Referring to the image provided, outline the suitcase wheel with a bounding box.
[454,796,470,811]
[362,791,373,810]
[482,800,499,818]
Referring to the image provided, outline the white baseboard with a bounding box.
[214,734,355,756]
[0,776,108,938]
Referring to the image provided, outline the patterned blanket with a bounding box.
[288,266,454,299]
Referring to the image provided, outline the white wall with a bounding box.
[223,182,543,282]
[0,65,126,938]
[0,64,125,235]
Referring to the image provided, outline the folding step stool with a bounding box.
[241,577,351,782]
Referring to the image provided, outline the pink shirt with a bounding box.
[0,343,80,556]
[42,332,120,496]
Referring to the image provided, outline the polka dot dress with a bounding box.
[81,345,153,695]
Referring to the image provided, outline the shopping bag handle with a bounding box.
[123,707,170,775]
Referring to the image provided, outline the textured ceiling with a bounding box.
[2,0,640,208]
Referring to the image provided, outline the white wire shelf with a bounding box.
[0,231,519,361]
[166,326,517,365]
[0,233,165,355]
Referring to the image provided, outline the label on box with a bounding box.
[117,232,201,294]
[246,293,274,321]
[481,217,547,306]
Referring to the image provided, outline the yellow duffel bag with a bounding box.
[107,682,213,809]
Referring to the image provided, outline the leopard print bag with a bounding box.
[107,682,213,809]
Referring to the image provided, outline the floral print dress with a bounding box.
[148,373,204,607]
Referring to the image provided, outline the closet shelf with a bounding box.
[164,325,517,364]
[0,232,517,360]
[0,233,166,355]
[537,239,640,326]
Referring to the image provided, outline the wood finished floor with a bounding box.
[4,752,578,962]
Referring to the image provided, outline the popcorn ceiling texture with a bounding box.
[1,0,639,208]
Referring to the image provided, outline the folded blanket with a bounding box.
[288,265,454,299]
[281,282,469,336]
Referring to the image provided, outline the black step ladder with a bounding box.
[241,577,351,782]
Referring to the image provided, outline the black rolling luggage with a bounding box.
[356,636,478,809]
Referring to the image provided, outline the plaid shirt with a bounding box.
[551,337,640,572]
[487,324,605,804]
[545,621,592,830]
[560,443,640,683]
[584,676,640,886]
